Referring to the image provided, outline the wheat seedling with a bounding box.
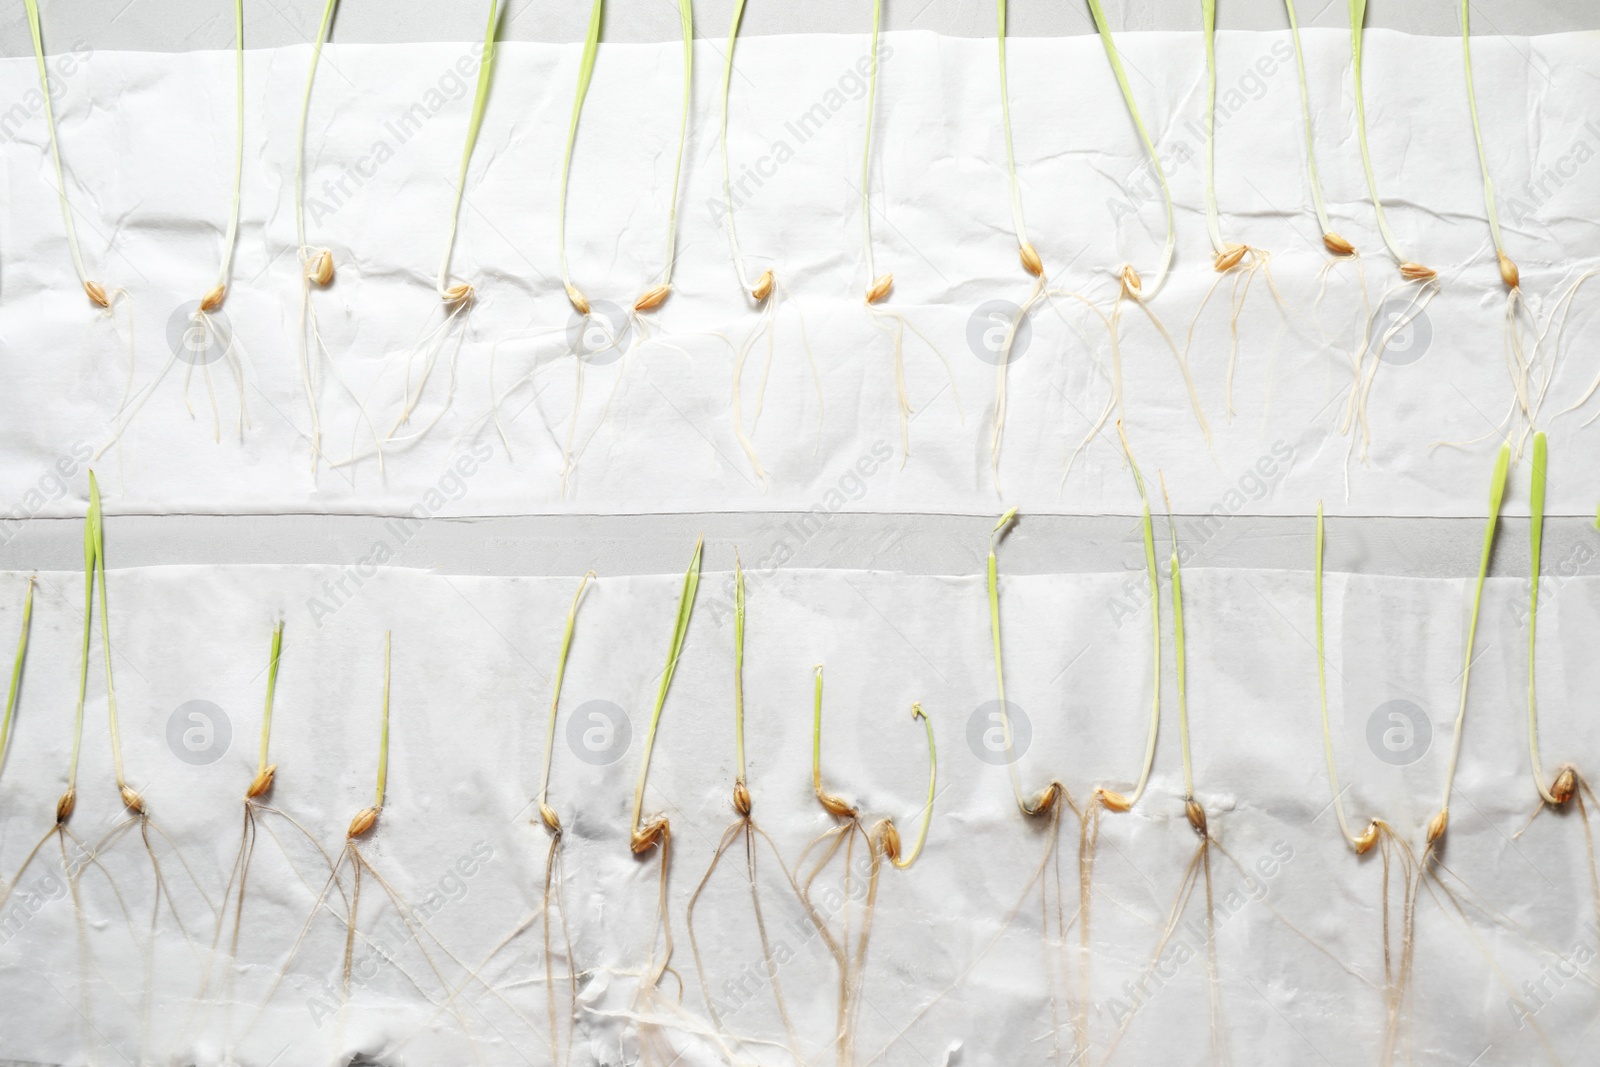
[547,0,695,494]
[1188,0,1295,423]
[1314,485,1561,1064]
[1513,435,1600,946]
[22,0,141,456]
[619,537,705,1064]
[798,664,935,1067]
[49,473,219,1061]
[1082,0,1210,450]
[859,0,962,465]
[720,0,823,485]
[987,488,1160,1060]
[687,553,806,1062]
[1335,0,1441,468]
[241,632,496,1062]
[291,0,388,475]
[422,572,596,1065]
[1102,477,1228,1065]
[99,0,251,457]
[185,620,350,1056]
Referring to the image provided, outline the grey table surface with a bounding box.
[0,1,1595,582]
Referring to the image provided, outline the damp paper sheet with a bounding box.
[0,30,1598,520]
[0,563,1598,1065]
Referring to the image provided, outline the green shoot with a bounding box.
[1283,0,1350,253]
[1459,0,1517,290]
[1201,0,1225,258]
[436,1,502,304]
[653,0,693,308]
[1525,434,1567,804]
[295,0,340,265]
[87,472,137,811]
[206,0,245,309]
[376,631,391,811]
[862,0,890,301]
[1106,424,1162,811]
[537,572,594,833]
[0,578,36,777]
[718,0,767,298]
[630,537,703,851]
[986,508,1038,815]
[348,631,391,838]
[733,552,748,796]
[558,1,691,314]
[248,621,285,797]
[22,0,102,305]
[997,1,1041,275]
[1084,0,1174,297]
[1433,442,1511,843]
[1159,476,1194,806]
[61,475,100,821]
[812,665,854,816]
[1316,503,1376,853]
[1348,0,1433,279]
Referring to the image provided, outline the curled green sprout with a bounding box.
[886,703,937,869]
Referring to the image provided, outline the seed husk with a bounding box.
[307,249,334,287]
[1186,798,1207,835]
[564,283,590,316]
[631,816,667,854]
[1120,265,1143,298]
[120,785,145,814]
[733,779,751,817]
[880,820,902,863]
[55,787,76,825]
[1097,788,1131,812]
[85,281,109,307]
[1496,250,1520,290]
[634,283,671,312]
[1353,820,1379,855]
[1322,231,1356,256]
[750,270,774,302]
[1551,767,1577,806]
[866,273,893,304]
[1213,243,1247,273]
[347,806,379,839]
[200,283,227,312]
[1020,241,1043,276]
[247,764,277,799]
[1426,808,1448,844]
[1398,261,1436,282]
[442,282,475,305]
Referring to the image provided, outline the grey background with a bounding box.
[1,1,1594,582]
[0,0,1592,53]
